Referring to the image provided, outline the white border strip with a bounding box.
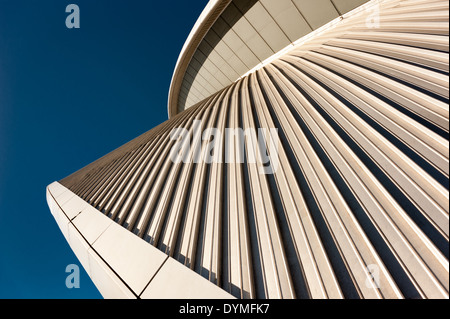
[46,181,235,299]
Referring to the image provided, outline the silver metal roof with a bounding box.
[168,0,370,117]
[59,0,449,299]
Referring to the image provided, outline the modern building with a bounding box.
[46,0,449,299]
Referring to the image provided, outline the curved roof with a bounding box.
[168,0,369,117]
[56,0,450,298]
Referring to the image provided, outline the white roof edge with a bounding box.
[46,181,235,299]
[166,0,375,118]
[167,0,232,119]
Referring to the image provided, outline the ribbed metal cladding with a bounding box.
[60,0,449,299]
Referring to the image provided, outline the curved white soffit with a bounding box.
[167,0,370,118]
[168,0,232,118]
[46,181,234,299]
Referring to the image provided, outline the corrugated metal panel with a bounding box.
[59,0,449,299]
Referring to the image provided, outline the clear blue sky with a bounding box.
[0,0,207,298]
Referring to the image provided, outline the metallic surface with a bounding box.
[56,0,448,299]
[46,182,234,299]
[168,0,370,116]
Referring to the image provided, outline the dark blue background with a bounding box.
[0,0,207,298]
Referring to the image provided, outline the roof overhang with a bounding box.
[167,0,369,118]
[168,0,232,118]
